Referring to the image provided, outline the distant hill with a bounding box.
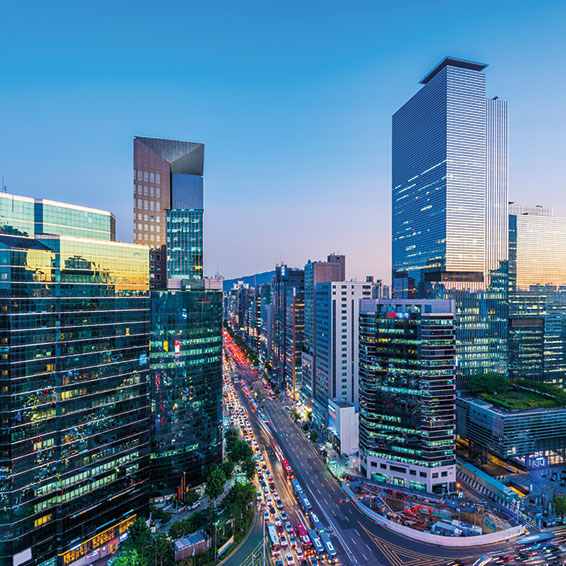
[223,270,275,291]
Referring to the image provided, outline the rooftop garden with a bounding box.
[464,373,566,410]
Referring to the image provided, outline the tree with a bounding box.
[222,460,235,480]
[465,373,510,395]
[241,457,257,481]
[205,467,227,501]
[112,549,142,566]
[152,532,174,566]
[185,489,200,507]
[553,496,566,521]
[229,439,253,463]
[120,518,153,566]
[309,431,319,443]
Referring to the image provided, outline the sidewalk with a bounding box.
[218,503,263,566]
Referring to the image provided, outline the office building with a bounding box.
[359,299,456,494]
[0,193,150,566]
[457,394,566,468]
[150,284,223,496]
[270,265,304,389]
[133,136,204,288]
[134,137,224,495]
[391,57,509,381]
[301,255,345,406]
[508,205,566,385]
[312,281,372,427]
[284,287,304,400]
[328,399,359,457]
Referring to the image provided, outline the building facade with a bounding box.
[508,206,566,385]
[0,194,150,566]
[457,396,566,468]
[359,299,456,494]
[150,285,223,496]
[312,281,372,427]
[301,255,345,407]
[391,57,509,382]
[133,136,204,288]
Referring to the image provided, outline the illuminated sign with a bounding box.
[174,341,181,356]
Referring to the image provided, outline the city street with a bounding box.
[229,353,488,566]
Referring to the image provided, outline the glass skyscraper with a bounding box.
[359,299,456,494]
[392,57,509,381]
[150,286,223,495]
[0,194,150,566]
[508,206,566,385]
[134,136,224,497]
[133,136,204,288]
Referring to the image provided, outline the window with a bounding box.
[409,470,416,476]
[137,171,142,180]
[380,463,386,469]
[144,214,148,221]
[144,201,148,210]
[150,224,154,232]
[156,187,160,197]
[156,216,160,222]
[144,171,148,181]
[150,201,154,211]
[432,473,438,478]
[144,186,148,195]
[137,199,142,208]
[150,186,154,196]
[441,471,448,477]
[144,233,148,241]
[137,213,142,220]
[150,234,154,242]
[156,173,160,183]
[144,224,148,231]
[156,202,160,211]
[419,472,426,477]
[150,172,154,182]
[137,185,142,195]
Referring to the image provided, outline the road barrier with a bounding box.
[342,482,525,548]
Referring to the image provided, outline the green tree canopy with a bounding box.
[205,466,227,500]
[464,373,510,395]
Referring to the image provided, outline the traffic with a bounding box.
[224,333,341,565]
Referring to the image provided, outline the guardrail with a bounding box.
[342,482,525,547]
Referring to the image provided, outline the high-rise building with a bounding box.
[359,299,456,494]
[508,205,566,385]
[150,284,223,496]
[391,57,509,381]
[270,265,304,390]
[133,136,204,288]
[312,281,372,427]
[284,287,304,400]
[0,193,150,566]
[134,137,223,495]
[302,255,346,406]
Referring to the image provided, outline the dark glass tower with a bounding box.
[0,194,150,566]
[134,137,224,496]
[391,58,509,382]
[150,287,223,496]
[359,299,456,494]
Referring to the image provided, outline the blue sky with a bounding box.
[1,1,565,281]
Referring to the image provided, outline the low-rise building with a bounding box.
[328,399,359,456]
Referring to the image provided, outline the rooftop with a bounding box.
[420,57,488,85]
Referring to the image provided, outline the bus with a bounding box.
[267,523,280,555]
[307,529,325,559]
[309,512,324,533]
[295,523,311,551]
[319,532,337,563]
[298,494,312,514]
[291,480,303,497]
[282,459,294,480]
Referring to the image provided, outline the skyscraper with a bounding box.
[359,299,456,493]
[134,136,204,288]
[302,254,346,406]
[508,205,566,385]
[135,137,223,495]
[312,281,372,427]
[392,57,509,381]
[0,193,150,566]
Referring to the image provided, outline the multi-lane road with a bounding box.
[229,354,490,566]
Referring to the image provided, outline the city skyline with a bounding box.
[1,1,565,281]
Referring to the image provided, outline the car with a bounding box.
[276,560,284,566]
[309,558,318,566]
[257,491,262,501]
[285,552,294,565]
[296,546,303,559]
[274,516,282,527]
[263,510,270,521]
[263,487,269,494]
[285,522,293,533]
[269,505,276,514]
[262,464,268,471]
[280,511,288,521]
[260,481,267,488]
[289,534,296,546]
[266,496,273,505]
[280,534,288,547]
[270,483,276,492]
[273,491,279,499]
[275,499,283,509]
[258,473,264,481]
